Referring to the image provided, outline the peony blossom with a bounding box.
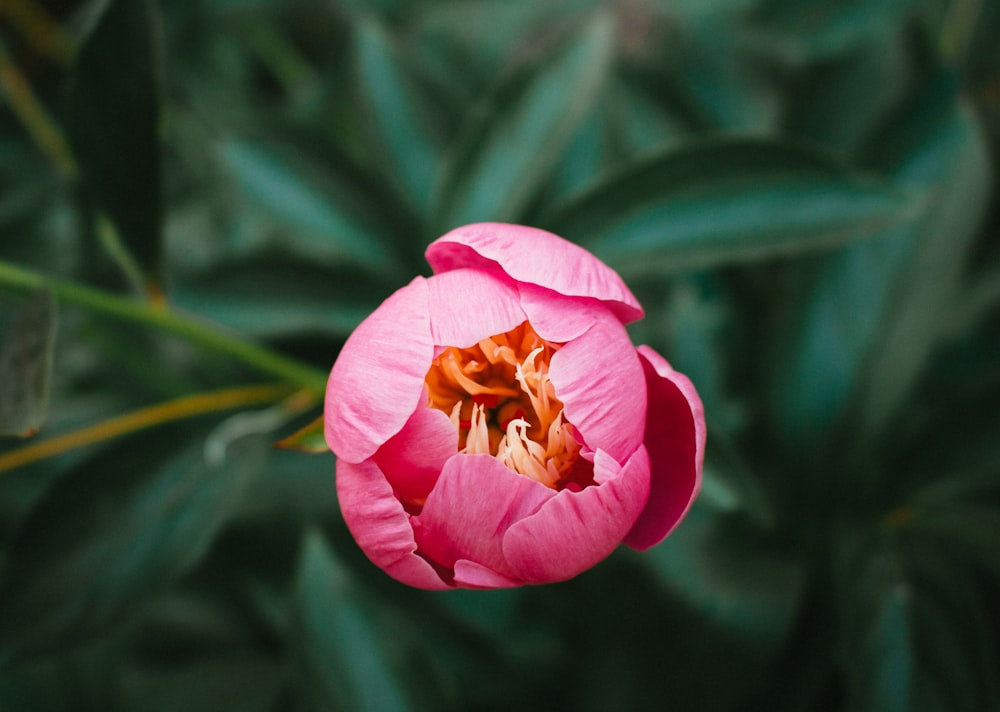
[324,223,705,589]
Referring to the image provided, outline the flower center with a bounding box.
[424,321,581,488]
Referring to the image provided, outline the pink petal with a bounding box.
[517,283,601,344]
[425,223,644,324]
[503,448,651,583]
[325,277,433,463]
[454,560,523,589]
[427,268,526,348]
[624,346,705,550]
[373,399,456,505]
[336,458,451,590]
[412,454,556,580]
[548,310,646,464]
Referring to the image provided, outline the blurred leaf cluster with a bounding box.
[2,0,999,709]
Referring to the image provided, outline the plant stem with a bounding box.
[0,36,76,178]
[0,384,306,473]
[0,260,330,394]
[96,213,161,301]
[0,0,74,65]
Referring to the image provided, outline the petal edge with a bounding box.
[325,277,433,463]
[504,448,651,583]
[624,346,704,550]
[426,223,643,324]
[336,458,451,590]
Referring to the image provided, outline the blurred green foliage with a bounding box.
[1,0,999,709]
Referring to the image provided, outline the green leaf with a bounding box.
[784,32,911,155]
[907,504,1000,582]
[850,96,992,444]
[410,0,600,104]
[122,655,284,712]
[747,0,917,60]
[944,266,1000,345]
[0,424,268,665]
[430,11,615,232]
[767,84,991,461]
[852,580,913,712]
[233,447,339,523]
[631,504,805,710]
[356,18,442,212]
[836,518,1000,712]
[544,137,920,278]
[644,503,804,649]
[544,108,608,202]
[0,289,56,437]
[293,529,412,712]
[668,24,783,133]
[698,433,775,528]
[649,273,746,436]
[0,636,121,710]
[274,415,328,454]
[906,553,1000,712]
[604,73,692,159]
[170,258,387,338]
[763,235,911,452]
[65,0,164,292]
[842,535,1000,712]
[218,140,402,276]
[0,144,63,233]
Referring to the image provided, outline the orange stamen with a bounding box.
[424,321,581,488]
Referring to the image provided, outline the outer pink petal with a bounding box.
[412,454,555,580]
[336,458,451,590]
[503,447,651,583]
[548,310,646,464]
[425,223,643,324]
[453,560,523,589]
[427,268,526,347]
[325,277,432,463]
[373,399,455,505]
[624,346,705,550]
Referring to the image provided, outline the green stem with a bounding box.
[0,260,329,394]
[96,212,157,299]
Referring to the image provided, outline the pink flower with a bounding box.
[324,223,705,589]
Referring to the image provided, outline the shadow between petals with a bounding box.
[336,458,451,590]
[503,448,651,584]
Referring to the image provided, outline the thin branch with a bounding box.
[0,384,308,473]
[0,36,76,178]
[0,260,330,393]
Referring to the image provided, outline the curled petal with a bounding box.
[428,268,526,348]
[624,346,705,550]
[325,277,432,463]
[548,311,646,463]
[454,560,523,589]
[504,448,651,583]
[373,400,455,505]
[412,454,556,581]
[517,283,601,344]
[426,223,643,324]
[336,459,451,590]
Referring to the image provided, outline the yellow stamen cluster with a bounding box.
[424,322,580,488]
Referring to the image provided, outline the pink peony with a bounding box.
[324,223,705,589]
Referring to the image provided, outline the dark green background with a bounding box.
[1,0,998,709]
